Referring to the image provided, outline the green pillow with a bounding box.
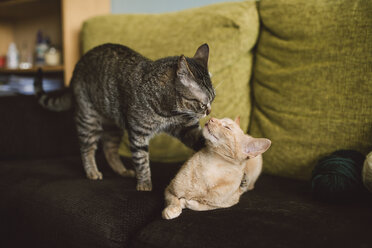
[82,1,259,162]
[249,0,372,180]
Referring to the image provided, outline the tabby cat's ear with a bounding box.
[177,55,201,89]
[193,43,209,68]
[243,137,271,159]
[177,55,193,78]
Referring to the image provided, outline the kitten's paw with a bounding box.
[118,169,136,178]
[247,184,255,191]
[184,199,200,210]
[136,180,152,191]
[86,170,103,180]
[162,205,182,220]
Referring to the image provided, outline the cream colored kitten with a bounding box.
[162,117,271,219]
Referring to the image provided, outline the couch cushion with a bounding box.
[131,175,372,248]
[249,0,372,180]
[81,1,259,162]
[2,156,371,248]
[0,155,180,248]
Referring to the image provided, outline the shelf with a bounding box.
[0,0,110,85]
[0,65,64,74]
[0,0,59,19]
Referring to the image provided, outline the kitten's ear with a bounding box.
[234,116,241,126]
[243,137,271,159]
[193,43,209,68]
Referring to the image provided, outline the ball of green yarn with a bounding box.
[311,150,365,203]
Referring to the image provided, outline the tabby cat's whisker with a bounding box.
[214,81,224,90]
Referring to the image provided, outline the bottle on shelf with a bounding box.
[35,30,49,66]
[45,46,61,66]
[6,42,19,69]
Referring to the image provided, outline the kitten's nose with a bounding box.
[210,118,216,123]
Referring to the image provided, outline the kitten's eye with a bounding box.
[224,125,231,130]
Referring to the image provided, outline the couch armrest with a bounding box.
[0,95,79,160]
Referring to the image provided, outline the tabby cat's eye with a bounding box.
[200,103,207,110]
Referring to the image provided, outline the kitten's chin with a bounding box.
[202,126,218,144]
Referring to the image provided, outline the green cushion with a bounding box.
[249,0,372,180]
[82,1,259,162]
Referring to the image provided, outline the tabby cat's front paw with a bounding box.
[162,205,182,220]
[86,169,103,180]
[136,180,152,191]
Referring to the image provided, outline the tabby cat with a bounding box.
[34,43,215,191]
[162,117,271,219]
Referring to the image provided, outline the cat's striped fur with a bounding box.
[34,43,215,191]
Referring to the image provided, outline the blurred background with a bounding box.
[111,0,237,13]
[0,0,237,96]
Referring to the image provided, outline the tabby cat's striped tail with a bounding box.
[34,68,73,111]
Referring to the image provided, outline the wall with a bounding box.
[111,0,241,14]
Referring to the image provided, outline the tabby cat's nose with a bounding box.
[206,103,211,115]
[206,107,211,115]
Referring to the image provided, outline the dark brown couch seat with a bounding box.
[1,96,371,248]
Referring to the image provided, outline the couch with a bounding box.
[1,1,371,247]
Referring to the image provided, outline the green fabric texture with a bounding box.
[81,1,259,162]
[250,0,372,180]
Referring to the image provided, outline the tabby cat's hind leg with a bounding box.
[75,108,103,180]
[102,128,135,178]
